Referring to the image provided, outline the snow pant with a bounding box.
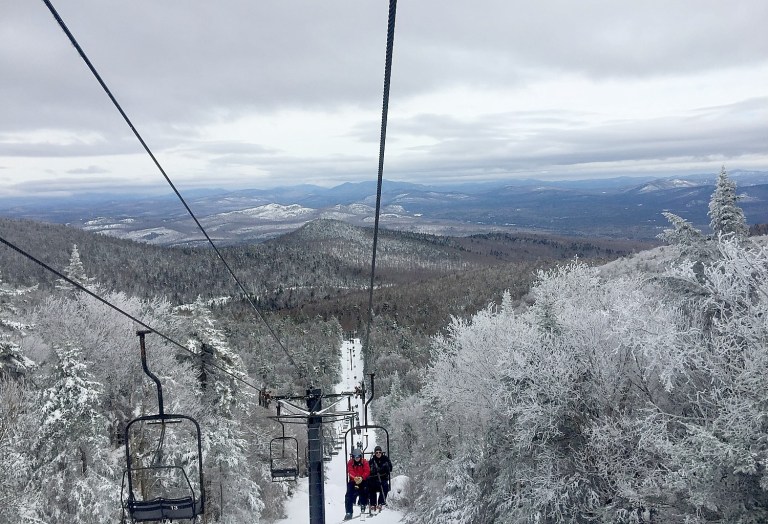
[345,480,368,514]
[368,478,390,506]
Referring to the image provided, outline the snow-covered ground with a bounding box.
[273,339,404,524]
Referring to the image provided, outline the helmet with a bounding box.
[374,446,382,452]
[352,448,363,459]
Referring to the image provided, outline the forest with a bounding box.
[377,168,768,523]
[1,168,767,523]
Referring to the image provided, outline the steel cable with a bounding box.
[363,0,398,373]
[40,0,303,379]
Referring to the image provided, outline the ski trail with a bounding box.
[271,338,404,523]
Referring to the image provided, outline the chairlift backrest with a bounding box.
[270,436,300,482]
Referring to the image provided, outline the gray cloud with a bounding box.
[1,0,766,196]
[7,175,158,194]
[178,141,280,157]
[65,165,110,175]
[362,97,768,181]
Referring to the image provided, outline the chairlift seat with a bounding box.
[272,467,299,477]
[271,465,299,482]
[128,495,200,521]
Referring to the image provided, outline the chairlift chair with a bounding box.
[270,436,300,481]
[269,418,299,482]
[124,416,204,522]
[122,331,205,523]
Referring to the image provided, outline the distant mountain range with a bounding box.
[2,170,767,246]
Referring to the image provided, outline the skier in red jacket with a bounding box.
[344,448,370,520]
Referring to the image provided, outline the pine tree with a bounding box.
[56,244,97,293]
[658,211,704,246]
[176,297,263,522]
[34,344,117,523]
[708,166,748,238]
[0,271,36,379]
[0,378,39,521]
[178,296,247,416]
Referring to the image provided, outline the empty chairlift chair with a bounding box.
[270,436,300,481]
[122,331,205,522]
[270,419,300,482]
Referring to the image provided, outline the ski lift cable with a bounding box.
[0,234,265,394]
[39,0,304,380]
[362,0,398,373]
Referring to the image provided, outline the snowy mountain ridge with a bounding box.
[2,171,767,245]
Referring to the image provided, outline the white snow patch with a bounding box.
[387,475,410,504]
[218,203,315,220]
[319,211,357,221]
[384,205,407,214]
[82,223,126,231]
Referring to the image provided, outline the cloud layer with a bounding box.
[1,0,767,196]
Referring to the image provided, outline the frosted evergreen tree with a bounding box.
[0,271,36,379]
[657,211,714,280]
[500,289,514,313]
[177,297,249,416]
[56,244,98,293]
[176,297,263,522]
[0,378,40,522]
[658,211,704,247]
[33,344,117,523]
[708,166,748,238]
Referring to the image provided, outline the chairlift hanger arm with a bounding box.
[277,399,312,417]
[276,398,353,417]
[316,397,345,415]
[270,391,354,402]
[270,410,356,423]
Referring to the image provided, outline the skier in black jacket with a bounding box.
[367,446,392,512]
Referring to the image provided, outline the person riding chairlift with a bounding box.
[367,445,392,513]
[343,448,370,520]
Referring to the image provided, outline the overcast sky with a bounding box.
[1,0,767,197]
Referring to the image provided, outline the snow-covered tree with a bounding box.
[638,237,768,522]
[33,344,117,523]
[708,166,748,239]
[0,377,40,523]
[0,272,36,379]
[178,297,249,416]
[31,290,186,446]
[56,244,98,293]
[402,236,768,523]
[176,296,263,522]
[658,211,705,247]
[27,288,203,520]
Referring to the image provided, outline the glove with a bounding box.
[354,476,363,485]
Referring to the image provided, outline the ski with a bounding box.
[338,507,370,523]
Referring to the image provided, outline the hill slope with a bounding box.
[0,217,650,331]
